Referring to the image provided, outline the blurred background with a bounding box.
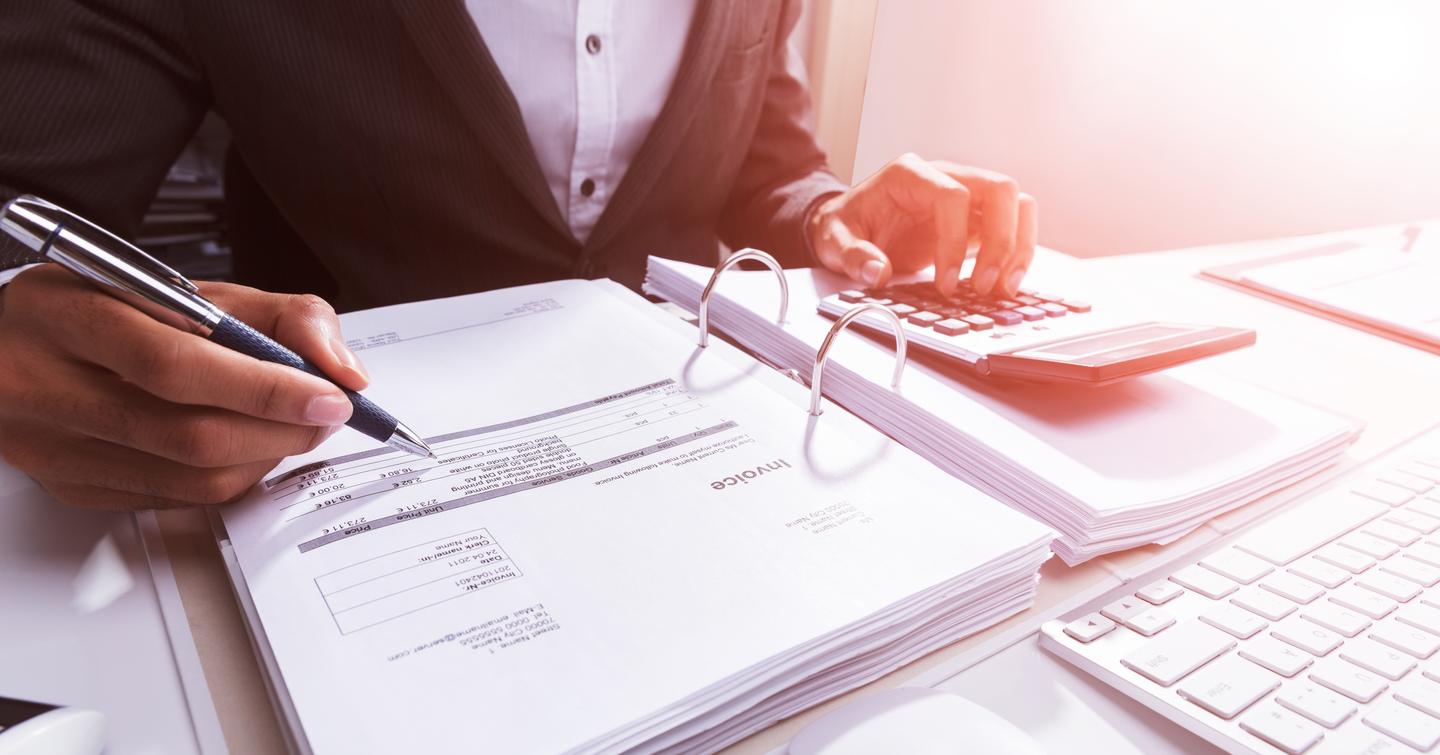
[155,0,1440,280]
[818,0,1440,257]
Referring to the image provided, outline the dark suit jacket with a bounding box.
[0,0,846,310]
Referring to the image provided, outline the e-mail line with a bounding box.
[281,402,710,522]
[265,379,679,489]
[271,388,697,501]
[295,420,740,554]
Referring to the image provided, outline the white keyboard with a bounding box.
[1041,427,1440,754]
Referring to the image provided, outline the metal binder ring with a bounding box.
[809,303,907,416]
[697,248,789,348]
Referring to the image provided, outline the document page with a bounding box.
[219,280,1051,754]
[1241,247,1440,340]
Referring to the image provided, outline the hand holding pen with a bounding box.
[0,196,433,511]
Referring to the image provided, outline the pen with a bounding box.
[0,195,436,460]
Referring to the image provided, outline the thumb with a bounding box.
[202,284,370,392]
[820,219,893,288]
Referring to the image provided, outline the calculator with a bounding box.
[816,280,1255,386]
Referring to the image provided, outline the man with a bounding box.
[0,0,1035,510]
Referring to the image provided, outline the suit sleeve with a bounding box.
[717,0,850,268]
[0,0,208,267]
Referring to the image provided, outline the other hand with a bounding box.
[807,153,1038,297]
[0,265,369,510]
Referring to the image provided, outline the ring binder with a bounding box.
[697,249,788,348]
[810,303,907,416]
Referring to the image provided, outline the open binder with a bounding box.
[212,274,1054,754]
[646,250,1363,564]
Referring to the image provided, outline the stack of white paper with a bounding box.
[645,257,1361,564]
[217,279,1052,754]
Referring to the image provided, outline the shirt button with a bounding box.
[585,34,601,55]
[580,178,596,197]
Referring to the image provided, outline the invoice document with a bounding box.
[217,279,1053,754]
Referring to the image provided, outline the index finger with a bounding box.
[49,293,352,426]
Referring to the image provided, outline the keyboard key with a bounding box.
[932,318,970,336]
[1262,572,1325,604]
[1356,573,1421,602]
[1310,657,1389,702]
[959,314,993,331]
[1235,493,1386,566]
[1371,622,1440,659]
[1240,704,1323,754]
[1241,636,1315,677]
[1135,580,1184,605]
[1274,619,1343,656]
[1100,596,1148,623]
[1398,463,1440,484]
[1405,541,1440,568]
[907,311,944,327]
[1379,471,1435,494]
[1289,558,1351,589]
[1300,602,1371,637]
[1063,612,1116,643]
[1061,299,1092,313]
[1353,480,1415,507]
[1315,545,1375,575]
[1120,620,1236,686]
[1330,584,1399,619]
[1397,604,1440,636]
[837,290,867,303]
[1201,604,1268,639]
[1385,508,1440,534]
[1276,682,1357,728]
[1177,654,1280,719]
[1381,557,1440,587]
[1338,533,1399,560]
[1014,305,1045,321]
[1364,520,1422,546]
[989,310,1023,326]
[1121,608,1176,637]
[1411,498,1440,520]
[1201,548,1275,584]
[1171,564,1239,599]
[1340,638,1416,680]
[887,303,918,317]
[1037,302,1068,318]
[1395,677,1440,718]
[1013,295,1042,306]
[1363,699,1440,751]
[1234,589,1298,621]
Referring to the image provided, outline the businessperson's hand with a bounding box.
[807,153,1038,297]
[0,264,369,510]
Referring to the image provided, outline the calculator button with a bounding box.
[990,310,1023,326]
[907,311,944,327]
[961,314,994,331]
[1015,306,1046,321]
[1062,300,1092,313]
[1037,303,1069,317]
[993,299,1021,309]
[838,290,866,303]
[933,318,970,336]
[887,303,918,317]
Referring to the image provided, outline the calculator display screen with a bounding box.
[1012,324,1206,364]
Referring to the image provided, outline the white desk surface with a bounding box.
[7,220,1440,754]
[0,465,203,754]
